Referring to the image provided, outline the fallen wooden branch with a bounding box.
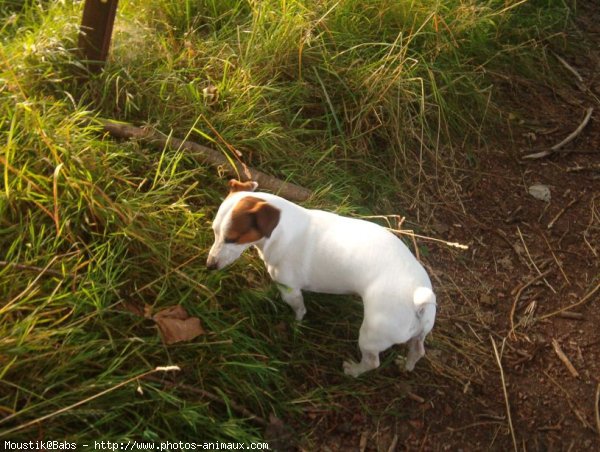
[523,107,594,160]
[100,120,313,202]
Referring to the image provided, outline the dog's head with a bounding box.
[206,180,281,270]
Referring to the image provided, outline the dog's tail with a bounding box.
[413,287,436,335]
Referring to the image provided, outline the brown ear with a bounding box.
[250,201,280,238]
[226,196,280,243]
[228,179,258,195]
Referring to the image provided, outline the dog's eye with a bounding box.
[224,237,237,244]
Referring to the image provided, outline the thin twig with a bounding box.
[585,195,599,258]
[353,214,468,250]
[583,231,598,258]
[550,106,593,152]
[523,107,594,159]
[490,336,518,452]
[539,229,570,285]
[517,226,555,293]
[551,339,579,378]
[411,233,420,261]
[566,163,600,172]
[388,434,399,452]
[547,196,581,229]
[550,107,593,152]
[389,228,469,250]
[358,214,405,229]
[558,311,584,320]
[552,52,585,86]
[406,392,425,404]
[539,281,600,320]
[508,270,552,339]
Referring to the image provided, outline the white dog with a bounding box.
[207,180,436,377]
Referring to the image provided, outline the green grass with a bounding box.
[1,0,572,445]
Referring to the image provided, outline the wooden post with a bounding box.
[78,0,119,70]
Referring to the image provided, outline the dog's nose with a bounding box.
[206,258,218,271]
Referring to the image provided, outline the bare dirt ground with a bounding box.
[306,2,600,450]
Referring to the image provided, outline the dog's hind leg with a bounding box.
[405,335,426,371]
[405,287,435,371]
[278,286,306,321]
[343,318,386,377]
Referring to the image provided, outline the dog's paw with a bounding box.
[343,360,362,377]
[294,307,306,321]
[395,355,415,372]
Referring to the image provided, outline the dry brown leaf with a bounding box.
[120,300,153,318]
[154,305,188,320]
[153,305,205,344]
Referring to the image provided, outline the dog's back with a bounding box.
[257,199,431,296]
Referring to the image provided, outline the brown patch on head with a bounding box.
[227,179,258,197]
[225,196,281,244]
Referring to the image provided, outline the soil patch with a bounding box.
[305,2,599,450]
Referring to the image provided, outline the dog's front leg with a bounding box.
[277,284,306,321]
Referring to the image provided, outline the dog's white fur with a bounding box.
[207,181,436,377]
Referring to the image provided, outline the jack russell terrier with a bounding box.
[207,179,436,377]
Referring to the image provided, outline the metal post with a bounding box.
[78,0,119,70]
